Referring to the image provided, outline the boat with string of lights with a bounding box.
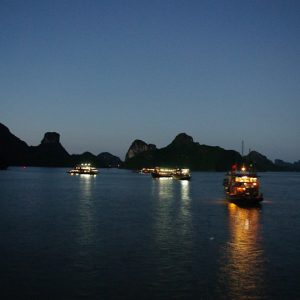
[67,163,98,175]
[223,164,263,204]
[151,167,191,180]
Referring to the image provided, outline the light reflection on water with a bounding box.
[151,178,192,237]
[152,177,174,200]
[150,178,193,296]
[78,174,96,216]
[219,203,266,299]
[180,180,190,202]
[77,174,97,249]
[151,178,191,223]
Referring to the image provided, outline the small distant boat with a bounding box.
[151,167,191,180]
[223,164,263,204]
[67,163,98,175]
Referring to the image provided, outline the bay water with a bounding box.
[1,168,300,299]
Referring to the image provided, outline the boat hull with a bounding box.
[226,193,263,205]
[67,170,98,175]
[151,172,172,179]
[172,174,191,181]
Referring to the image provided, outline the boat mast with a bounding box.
[241,140,244,157]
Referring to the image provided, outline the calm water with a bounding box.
[1,168,300,299]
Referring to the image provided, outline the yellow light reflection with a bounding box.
[219,203,266,299]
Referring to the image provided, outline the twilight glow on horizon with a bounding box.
[1,0,300,162]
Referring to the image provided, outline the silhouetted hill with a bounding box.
[70,152,122,168]
[1,123,298,171]
[124,133,243,171]
[97,152,122,168]
[274,159,300,171]
[71,152,98,166]
[244,151,276,171]
[29,132,71,167]
[125,139,156,161]
[0,123,29,166]
[0,123,122,168]
[123,133,288,171]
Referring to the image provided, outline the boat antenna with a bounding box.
[241,140,244,157]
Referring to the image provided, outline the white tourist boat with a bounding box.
[67,163,98,175]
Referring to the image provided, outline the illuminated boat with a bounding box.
[172,168,191,180]
[67,163,98,175]
[223,164,263,204]
[151,167,191,180]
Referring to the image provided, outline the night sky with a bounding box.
[1,0,299,162]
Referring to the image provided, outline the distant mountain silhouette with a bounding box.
[124,133,242,171]
[0,123,29,166]
[125,139,156,161]
[243,151,276,171]
[274,159,300,171]
[70,151,122,168]
[97,152,122,168]
[28,132,71,167]
[0,123,122,168]
[1,123,298,171]
[124,133,289,171]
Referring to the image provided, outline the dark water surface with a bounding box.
[1,168,300,299]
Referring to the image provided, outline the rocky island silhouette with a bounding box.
[1,122,299,171]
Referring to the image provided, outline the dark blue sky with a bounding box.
[1,0,300,161]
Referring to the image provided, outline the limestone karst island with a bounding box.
[0,123,299,171]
